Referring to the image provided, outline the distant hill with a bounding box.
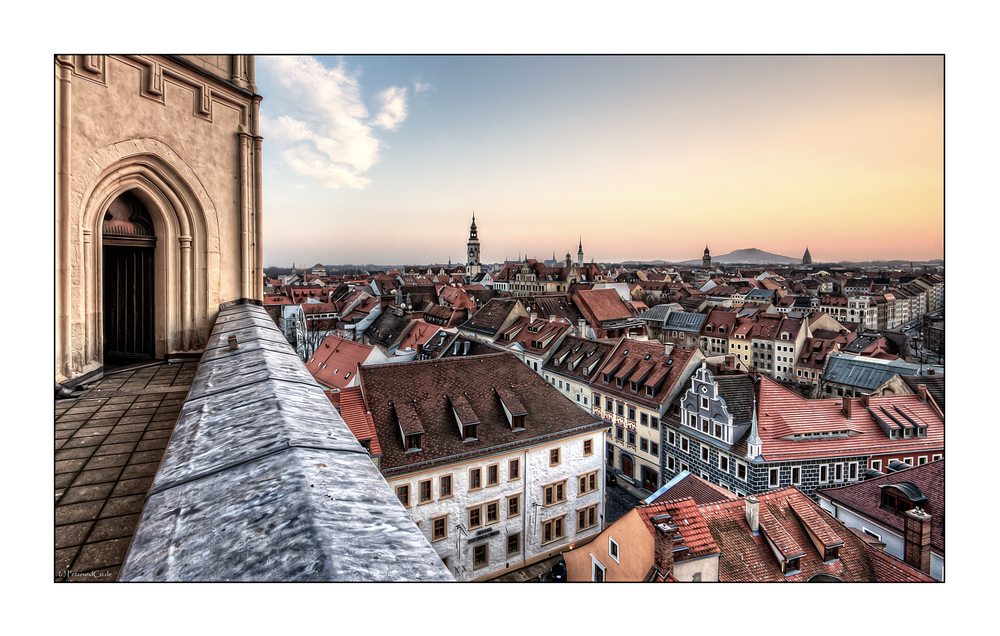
[678,247,800,266]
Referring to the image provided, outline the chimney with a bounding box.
[860,393,870,408]
[652,515,676,575]
[549,314,556,322]
[745,497,759,534]
[578,319,587,333]
[903,507,933,576]
[529,311,537,323]
[843,397,852,419]
[917,384,928,403]
[927,368,935,375]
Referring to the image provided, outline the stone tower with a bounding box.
[467,212,481,276]
[578,237,584,267]
[703,245,711,269]
[802,247,812,265]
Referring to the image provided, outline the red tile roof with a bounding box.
[743,376,944,463]
[332,386,381,457]
[638,497,720,559]
[592,340,699,410]
[305,335,377,390]
[572,288,634,324]
[699,487,934,582]
[648,472,738,506]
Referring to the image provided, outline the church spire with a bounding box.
[746,389,762,460]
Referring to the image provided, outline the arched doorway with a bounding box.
[102,192,157,366]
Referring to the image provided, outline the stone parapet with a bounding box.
[119,301,453,581]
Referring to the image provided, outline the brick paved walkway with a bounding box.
[54,361,197,582]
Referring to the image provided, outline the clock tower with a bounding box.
[467,213,481,276]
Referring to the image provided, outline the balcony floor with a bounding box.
[54,360,198,582]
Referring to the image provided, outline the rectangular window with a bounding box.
[701,446,710,462]
[550,448,561,466]
[606,398,613,411]
[628,407,636,421]
[558,379,563,389]
[396,484,410,507]
[509,458,520,481]
[487,463,499,486]
[932,454,942,462]
[667,455,676,471]
[593,558,606,582]
[542,516,566,544]
[507,493,521,518]
[701,397,709,410]
[439,474,453,498]
[871,460,882,471]
[835,463,843,481]
[650,417,659,429]
[468,505,482,529]
[820,465,829,483]
[650,441,659,458]
[473,543,489,570]
[689,414,697,428]
[640,413,648,426]
[507,532,521,557]
[769,468,779,486]
[609,537,620,563]
[627,430,636,446]
[737,462,747,481]
[616,425,624,441]
[714,423,722,438]
[918,456,928,466]
[667,430,675,445]
[583,439,593,456]
[849,462,858,479]
[485,500,499,525]
[791,466,801,484]
[719,455,729,472]
[681,436,689,452]
[578,503,599,530]
[418,479,432,504]
[543,480,568,506]
[469,468,482,491]
[578,471,599,495]
[432,515,448,542]
[617,403,624,416]
[640,438,648,452]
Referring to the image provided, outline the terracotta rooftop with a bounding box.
[572,288,634,324]
[330,386,382,458]
[639,497,721,559]
[305,335,376,390]
[644,470,739,506]
[592,340,700,410]
[818,459,944,555]
[698,487,934,582]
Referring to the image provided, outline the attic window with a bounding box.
[463,424,479,440]
[405,433,422,451]
[718,326,726,334]
[706,326,713,332]
[344,372,351,380]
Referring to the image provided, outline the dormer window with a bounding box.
[405,433,422,451]
[630,381,638,392]
[718,326,726,334]
[463,424,479,440]
[706,325,713,332]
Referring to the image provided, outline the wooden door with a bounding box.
[103,245,155,362]
[102,192,157,365]
[642,466,657,491]
[621,454,633,480]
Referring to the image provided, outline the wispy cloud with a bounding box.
[413,78,431,95]
[259,56,412,189]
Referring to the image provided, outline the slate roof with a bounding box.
[494,316,572,357]
[823,353,935,390]
[713,374,756,424]
[360,353,605,474]
[423,332,499,360]
[364,309,414,350]
[901,374,945,411]
[461,298,523,336]
[528,294,585,324]
[699,487,934,582]
[818,460,944,555]
[636,304,673,323]
[664,311,707,333]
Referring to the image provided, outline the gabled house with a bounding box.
[592,340,704,494]
[817,459,943,580]
[360,353,607,581]
[459,298,528,343]
[572,288,646,339]
[491,313,574,374]
[663,374,944,497]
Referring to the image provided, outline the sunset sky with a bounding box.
[256,55,943,267]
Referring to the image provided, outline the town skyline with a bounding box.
[257,55,944,267]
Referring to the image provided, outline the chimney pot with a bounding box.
[843,397,852,419]
[917,383,928,403]
[745,497,759,533]
[903,507,933,576]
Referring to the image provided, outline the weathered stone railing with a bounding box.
[119,301,453,581]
